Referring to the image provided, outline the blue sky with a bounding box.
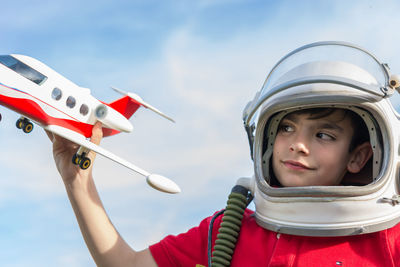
[1,0,400,266]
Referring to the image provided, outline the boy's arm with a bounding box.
[46,122,157,267]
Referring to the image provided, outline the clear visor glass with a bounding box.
[244,41,390,127]
[262,41,388,94]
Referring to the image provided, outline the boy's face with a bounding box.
[272,110,361,187]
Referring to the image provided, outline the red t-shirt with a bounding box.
[149,209,400,266]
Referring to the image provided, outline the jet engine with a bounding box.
[94,104,133,133]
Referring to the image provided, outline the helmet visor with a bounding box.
[244,41,390,128]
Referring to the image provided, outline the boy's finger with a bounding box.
[90,122,103,146]
[86,122,103,164]
[44,130,54,142]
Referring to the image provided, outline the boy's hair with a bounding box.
[288,108,370,152]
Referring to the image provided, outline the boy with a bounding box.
[48,41,400,266]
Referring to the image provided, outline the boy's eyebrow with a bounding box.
[282,115,344,132]
[316,121,344,132]
[282,114,298,123]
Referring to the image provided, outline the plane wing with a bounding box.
[44,124,181,194]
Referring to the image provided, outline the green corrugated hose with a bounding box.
[210,185,252,267]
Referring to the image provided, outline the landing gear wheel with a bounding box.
[79,157,91,170]
[72,154,80,165]
[16,118,34,133]
[23,122,33,133]
[16,119,23,129]
[72,153,91,170]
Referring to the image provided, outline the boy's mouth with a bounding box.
[283,160,313,170]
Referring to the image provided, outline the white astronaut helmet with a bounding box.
[242,41,400,236]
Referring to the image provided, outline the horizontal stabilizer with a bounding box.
[112,87,175,123]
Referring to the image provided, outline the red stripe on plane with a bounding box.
[0,94,93,137]
[0,84,121,138]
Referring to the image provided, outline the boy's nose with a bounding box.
[289,136,310,155]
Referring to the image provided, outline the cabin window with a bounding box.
[66,96,76,108]
[80,104,89,116]
[51,88,62,100]
[0,55,48,85]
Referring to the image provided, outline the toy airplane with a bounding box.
[0,54,180,194]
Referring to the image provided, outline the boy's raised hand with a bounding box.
[46,121,158,266]
[46,122,103,183]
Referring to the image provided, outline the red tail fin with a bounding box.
[107,96,141,119]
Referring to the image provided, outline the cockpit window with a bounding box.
[0,55,47,85]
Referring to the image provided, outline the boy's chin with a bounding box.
[279,180,339,187]
[277,177,320,187]
[276,173,342,187]
[275,175,304,187]
[277,180,308,187]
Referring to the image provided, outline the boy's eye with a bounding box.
[279,124,294,133]
[316,132,335,140]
